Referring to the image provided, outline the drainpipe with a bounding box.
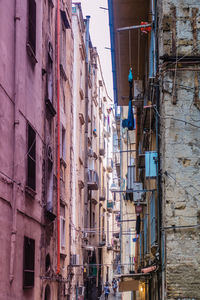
[10,0,20,284]
[56,0,61,274]
[84,16,90,231]
[154,0,162,299]
[119,107,123,268]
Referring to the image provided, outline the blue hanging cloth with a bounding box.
[122,68,135,130]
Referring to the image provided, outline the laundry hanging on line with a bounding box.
[122,68,135,130]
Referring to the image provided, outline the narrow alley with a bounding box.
[0,0,200,299]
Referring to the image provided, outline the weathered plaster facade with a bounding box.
[159,1,200,298]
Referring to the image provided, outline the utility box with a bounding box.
[145,151,158,178]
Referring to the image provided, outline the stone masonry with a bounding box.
[159,1,200,298]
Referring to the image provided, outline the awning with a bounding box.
[119,279,139,292]
[83,246,95,251]
[141,265,157,273]
[108,0,149,106]
[115,272,150,281]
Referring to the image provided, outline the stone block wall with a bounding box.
[159,0,200,299]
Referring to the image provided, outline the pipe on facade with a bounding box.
[10,0,20,284]
[155,0,162,299]
[119,107,123,269]
[84,16,90,230]
[56,0,61,274]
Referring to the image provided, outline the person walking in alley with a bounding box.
[104,282,110,299]
[112,278,117,296]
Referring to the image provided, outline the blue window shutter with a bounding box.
[145,151,158,178]
[150,192,156,246]
[149,27,156,78]
[144,215,147,254]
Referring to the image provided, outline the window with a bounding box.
[23,236,35,288]
[150,192,156,246]
[44,284,51,300]
[47,42,53,103]
[27,124,36,191]
[144,214,148,255]
[27,0,36,54]
[60,205,66,248]
[139,232,143,263]
[60,24,67,75]
[92,212,95,228]
[60,125,66,161]
[107,215,109,245]
[149,26,156,78]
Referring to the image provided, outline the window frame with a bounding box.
[27,0,37,61]
[23,236,35,289]
[27,123,36,191]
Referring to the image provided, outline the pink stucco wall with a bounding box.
[0,0,73,299]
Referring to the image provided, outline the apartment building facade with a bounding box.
[71,3,118,299]
[109,0,200,299]
[0,0,72,299]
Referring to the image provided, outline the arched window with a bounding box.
[45,254,51,272]
[44,284,51,300]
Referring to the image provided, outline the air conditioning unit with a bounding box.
[132,182,144,202]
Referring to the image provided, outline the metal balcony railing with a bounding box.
[87,170,99,190]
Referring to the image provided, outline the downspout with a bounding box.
[56,0,61,274]
[10,0,20,283]
[154,0,162,298]
[119,107,123,269]
[84,16,90,230]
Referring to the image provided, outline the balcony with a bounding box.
[107,201,114,211]
[88,170,99,190]
[107,158,113,173]
[99,187,106,201]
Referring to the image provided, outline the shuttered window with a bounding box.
[150,192,156,246]
[23,237,35,288]
[27,0,36,54]
[144,215,148,255]
[149,26,156,78]
[27,124,36,191]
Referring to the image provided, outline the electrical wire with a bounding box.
[164,170,200,197]
[153,105,200,129]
